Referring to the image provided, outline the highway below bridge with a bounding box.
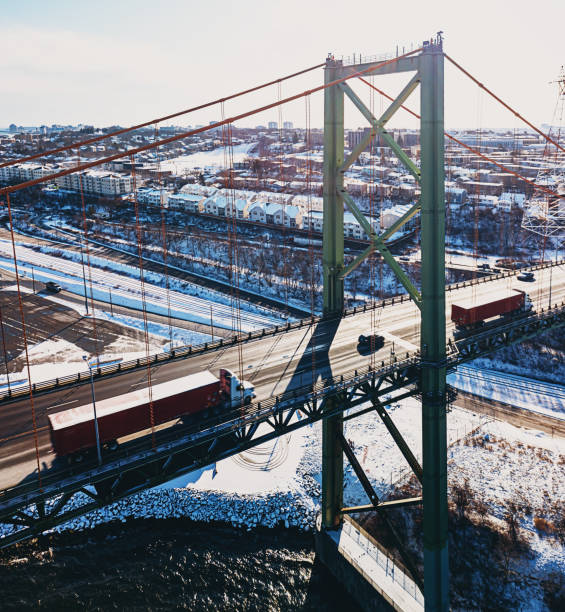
[0,261,564,545]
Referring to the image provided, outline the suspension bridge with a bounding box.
[0,35,564,611]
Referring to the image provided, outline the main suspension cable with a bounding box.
[359,77,564,201]
[2,48,423,197]
[444,53,565,155]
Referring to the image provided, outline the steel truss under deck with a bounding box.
[0,357,420,548]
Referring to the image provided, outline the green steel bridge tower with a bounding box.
[321,37,448,610]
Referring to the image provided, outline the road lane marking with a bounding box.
[49,399,78,410]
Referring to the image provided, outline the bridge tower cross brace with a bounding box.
[321,39,448,611]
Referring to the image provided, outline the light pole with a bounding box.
[83,355,102,465]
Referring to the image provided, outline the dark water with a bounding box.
[0,519,358,611]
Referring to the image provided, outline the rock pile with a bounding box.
[0,487,319,539]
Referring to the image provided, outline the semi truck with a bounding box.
[451,288,532,331]
[48,368,255,459]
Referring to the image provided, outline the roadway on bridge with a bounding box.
[1,265,564,492]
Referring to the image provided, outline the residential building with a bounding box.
[55,170,132,196]
[248,201,266,223]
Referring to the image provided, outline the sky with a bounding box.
[0,0,563,130]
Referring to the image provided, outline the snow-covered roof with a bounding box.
[499,192,526,204]
[265,202,283,215]
[169,193,202,202]
[248,201,266,212]
[284,205,301,218]
[343,212,361,225]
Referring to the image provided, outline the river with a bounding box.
[0,519,358,611]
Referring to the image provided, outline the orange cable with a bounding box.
[444,53,565,155]
[1,48,424,196]
[358,77,564,201]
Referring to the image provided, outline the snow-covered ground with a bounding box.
[0,298,212,388]
[0,238,284,331]
[449,420,565,603]
[160,143,256,175]
[448,365,565,421]
[6,398,485,533]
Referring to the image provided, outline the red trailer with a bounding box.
[49,370,233,458]
[451,288,530,328]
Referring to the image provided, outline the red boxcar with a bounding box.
[48,371,221,457]
[451,289,526,327]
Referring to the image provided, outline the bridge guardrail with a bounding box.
[342,517,424,605]
[1,259,563,403]
[445,258,565,292]
[0,292,417,402]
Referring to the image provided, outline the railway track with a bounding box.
[0,239,282,331]
[40,222,312,319]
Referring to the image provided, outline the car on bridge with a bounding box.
[358,334,385,351]
[45,281,62,293]
[517,271,535,282]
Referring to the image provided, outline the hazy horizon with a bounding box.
[1,1,563,132]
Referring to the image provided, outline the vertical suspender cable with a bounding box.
[228,124,245,393]
[130,154,156,443]
[305,94,317,388]
[154,124,174,347]
[0,305,11,392]
[77,150,100,360]
[277,82,290,312]
[369,79,379,369]
[5,193,42,488]
[220,103,245,399]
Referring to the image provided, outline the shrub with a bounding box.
[534,517,555,535]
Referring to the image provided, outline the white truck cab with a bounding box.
[219,368,256,407]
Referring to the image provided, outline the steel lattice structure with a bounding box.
[522,68,565,241]
[321,36,449,609]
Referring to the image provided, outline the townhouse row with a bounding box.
[136,187,416,239]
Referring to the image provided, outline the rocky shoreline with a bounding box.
[1,485,320,541]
